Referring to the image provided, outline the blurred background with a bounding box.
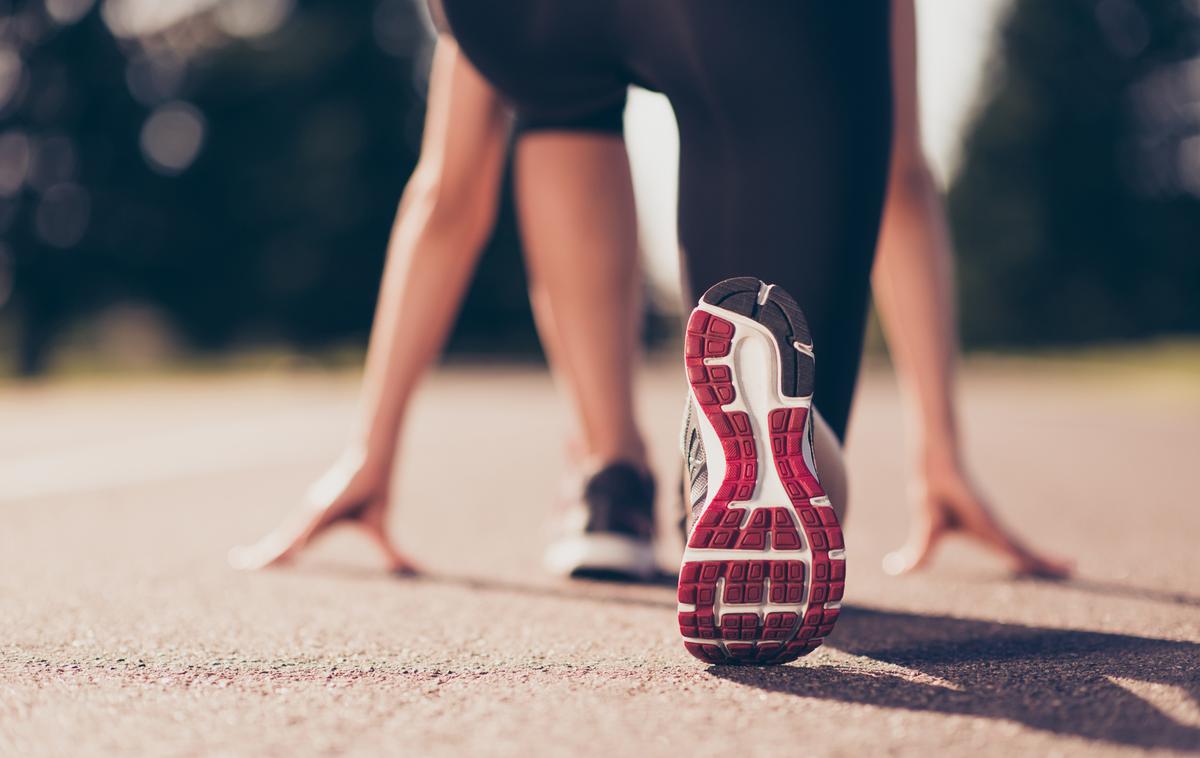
[1,0,1198,377]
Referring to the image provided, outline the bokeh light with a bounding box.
[0,240,11,308]
[34,181,90,248]
[101,0,219,39]
[45,0,97,26]
[213,0,294,39]
[28,133,76,191]
[1178,134,1200,197]
[1095,0,1150,58]
[125,50,186,106]
[0,44,25,111]
[0,129,31,196]
[139,100,205,175]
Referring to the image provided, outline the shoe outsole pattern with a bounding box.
[678,277,845,665]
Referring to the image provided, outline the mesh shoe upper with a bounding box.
[545,460,657,580]
[679,398,708,541]
[576,461,655,540]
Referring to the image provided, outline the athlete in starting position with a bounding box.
[234,0,1070,664]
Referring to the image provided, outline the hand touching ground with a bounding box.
[883,457,1073,579]
[228,451,417,574]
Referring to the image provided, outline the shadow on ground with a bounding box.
[1010,575,1200,609]
[715,606,1200,752]
[298,565,1200,751]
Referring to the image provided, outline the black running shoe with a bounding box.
[545,462,657,581]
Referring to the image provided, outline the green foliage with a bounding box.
[949,0,1200,347]
[0,0,536,375]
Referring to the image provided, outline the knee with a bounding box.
[404,164,500,249]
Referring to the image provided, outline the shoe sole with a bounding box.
[677,277,845,665]
[544,533,658,582]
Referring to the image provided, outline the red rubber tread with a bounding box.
[684,311,760,553]
[679,310,846,665]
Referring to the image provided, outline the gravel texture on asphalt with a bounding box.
[2,361,1198,757]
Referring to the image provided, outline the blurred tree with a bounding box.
[949,0,1200,347]
[0,1,138,374]
[10,0,1198,375]
[0,0,537,376]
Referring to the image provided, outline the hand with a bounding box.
[228,449,418,574]
[883,454,1073,579]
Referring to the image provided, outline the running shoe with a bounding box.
[544,462,658,581]
[677,277,845,664]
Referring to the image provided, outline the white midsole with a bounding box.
[545,533,657,578]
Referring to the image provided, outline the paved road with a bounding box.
[2,358,1199,757]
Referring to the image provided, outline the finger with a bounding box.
[228,531,298,570]
[351,508,418,575]
[959,516,1071,578]
[945,489,1014,550]
[943,487,1043,564]
[955,515,1074,579]
[229,508,330,571]
[883,518,941,576]
[1011,548,1074,579]
[362,526,419,575]
[389,554,421,576]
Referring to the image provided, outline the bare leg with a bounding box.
[230,39,510,571]
[514,132,647,469]
[526,280,584,463]
[527,271,644,468]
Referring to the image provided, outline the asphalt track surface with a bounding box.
[2,358,1198,757]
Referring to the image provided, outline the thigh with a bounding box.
[646,3,894,441]
[440,0,628,132]
[413,39,510,205]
